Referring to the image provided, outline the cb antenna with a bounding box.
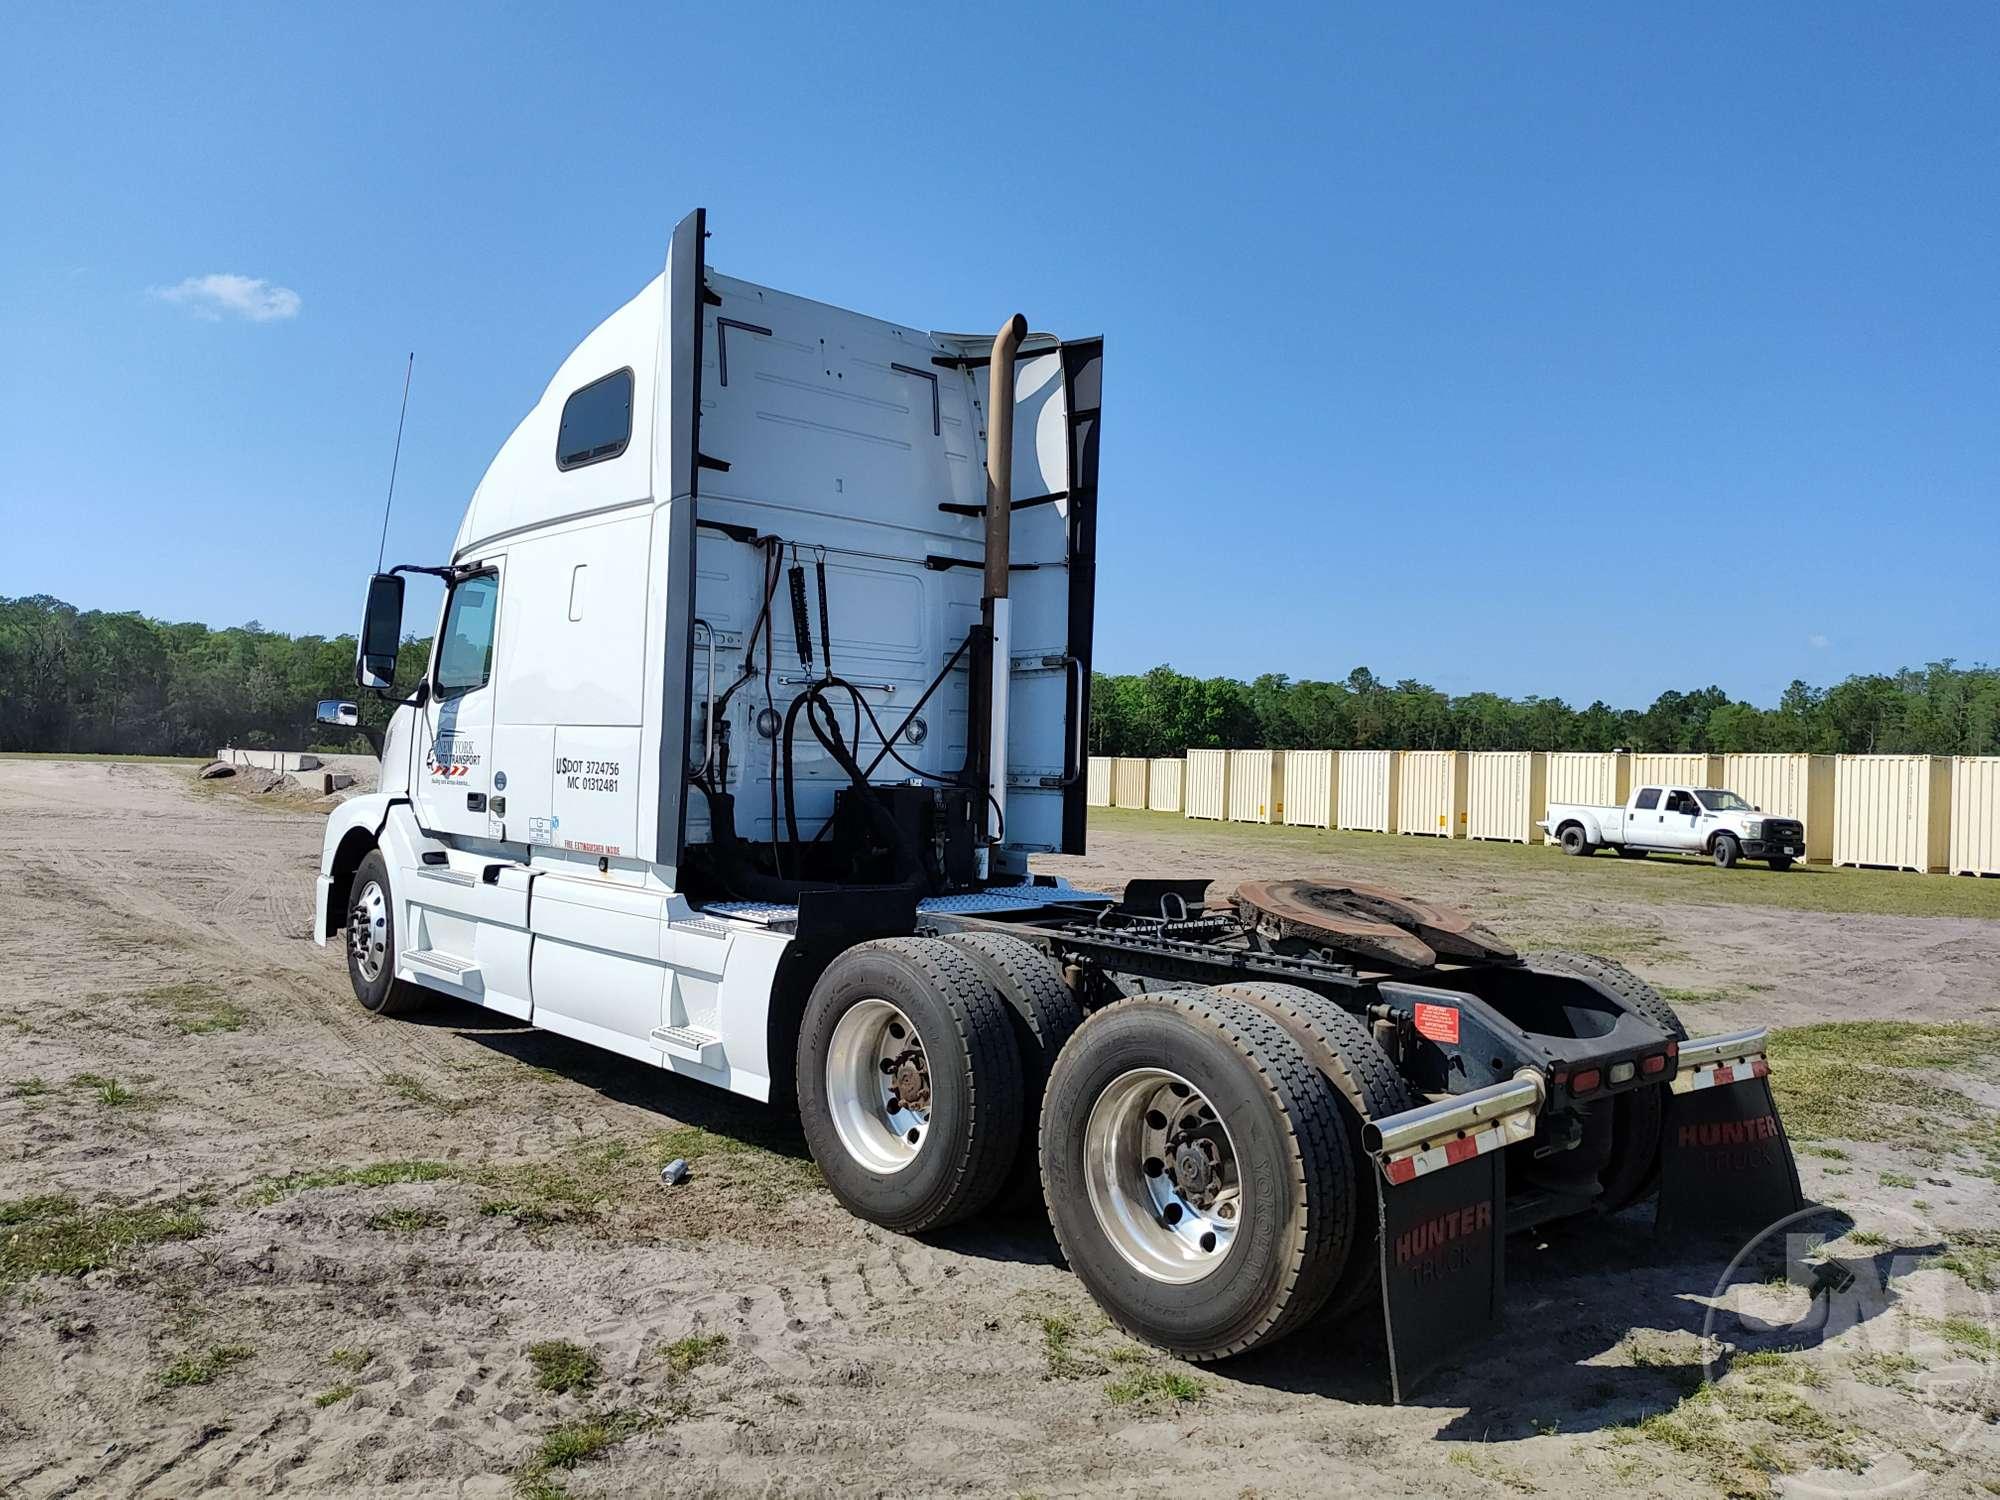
[374,352,415,573]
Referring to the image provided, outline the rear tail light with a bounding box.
[1570,1069,1601,1095]
[1642,1053,1667,1075]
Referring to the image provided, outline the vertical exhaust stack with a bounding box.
[982,313,1028,869]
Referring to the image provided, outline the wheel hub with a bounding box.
[826,999,931,1174]
[1084,1068,1242,1284]
[348,879,388,983]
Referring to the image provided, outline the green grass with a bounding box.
[528,1340,601,1395]
[381,1072,471,1114]
[1448,1448,1543,1493]
[245,1159,458,1207]
[6,1077,50,1099]
[1104,1368,1205,1408]
[1037,1314,1096,1380]
[248,1129,822,1231]
[158,1344,255,1388]
[0,1194,206,1284]
[1766,1022,2000,1149]
[329,1347,373,1373]
[314,1382,357,1407]
[71,1073,136,1107]
[514,1409,658,1497]
[1879,1170,1917,1189]
[140,981,251,1035]
[365,1206,444,1233]
[1933,1230,2000,1292]
[1088,805,2000,920]
[1628,1351,1860,1497]
[1661,986,1738,1007]
[662,1333,728,1377]
[1933,1316,2000,1358]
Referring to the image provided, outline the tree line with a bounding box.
[3,593,1995,762]
[1090,663,2000,759]
[0,594,423,757]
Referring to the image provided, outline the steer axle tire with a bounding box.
[344,850,429,1017]
[798,938,1025,1234]
[1039,989,1354,1361]
[1712,834,1741,869]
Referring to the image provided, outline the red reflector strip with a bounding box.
[1669,1054,1769,1096]
[1378,1122,1512,1186]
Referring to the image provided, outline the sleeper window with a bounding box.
[436,573,498,695]
[556,368,634,470]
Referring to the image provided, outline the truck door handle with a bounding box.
[466,793,487,812]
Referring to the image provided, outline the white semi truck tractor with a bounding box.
[315,211,1803,1397]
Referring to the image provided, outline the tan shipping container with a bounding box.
[1147,757,1184,814]
[1546,751,1630,808]
[1467,751,1549,843]
[1397,750,1468,837]
[1949,757,2000,877]
[1183,748,1229,820]
[1722,753,1836,863]
[1113,757,1150,809]
[1336,750,1399,833]
[1086,756,1113,809]
[1226,749,1285,823]
[1283,750,1336,828]
[1833,755,1952,872]
[1630,753,1724,792]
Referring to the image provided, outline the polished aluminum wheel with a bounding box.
[349,878,389,983]
[825,998,930,1174]
[1083,1067,1240,1284]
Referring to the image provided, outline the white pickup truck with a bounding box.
[1541,784,1805,869]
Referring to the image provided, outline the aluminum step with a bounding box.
[402,949,480,982]
[651,1023,724,1066]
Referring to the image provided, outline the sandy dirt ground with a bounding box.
[2,762,1997,1499]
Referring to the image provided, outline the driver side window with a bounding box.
[436,573,499,697]
[1665,789,1697,815]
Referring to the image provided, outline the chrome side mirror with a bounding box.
[317,700,360,727]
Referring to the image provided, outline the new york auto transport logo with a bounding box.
[1700,1204,1995,1495]
[426,733,479,780]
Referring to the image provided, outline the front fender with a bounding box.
[314,796,442,944]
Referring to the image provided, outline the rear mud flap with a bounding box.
[1657,1066,1803,1239]
[1378,1148,1506,1403]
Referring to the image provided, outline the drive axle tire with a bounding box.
[1039,990,1353,1361]
[1207,982,1413,1322]
[1712,834,1741,869]
[344,850,428,1016]
[938,932,1083,1199]
[1526,950,1686,1212]
[1558,825,1592,857]
[798,938,1025,1234]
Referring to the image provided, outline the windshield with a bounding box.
[1696,789,1753,812]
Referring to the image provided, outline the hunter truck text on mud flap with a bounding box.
[313,209,1807,1410]
[1363,1023,1803,1400]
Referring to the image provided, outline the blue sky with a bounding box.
[2,3,1993,707]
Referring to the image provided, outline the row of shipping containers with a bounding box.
[1096,749,2000,875]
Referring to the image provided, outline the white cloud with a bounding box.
[1807,633,1830,649]
[150,272,301,322]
